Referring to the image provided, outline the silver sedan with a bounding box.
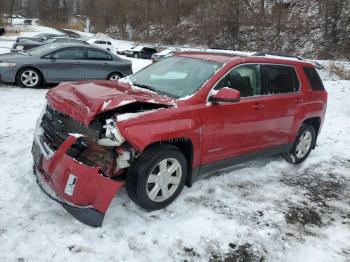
[0,43,133,88]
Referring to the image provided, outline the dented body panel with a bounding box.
[47,80,175,126]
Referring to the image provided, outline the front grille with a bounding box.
[41,105,102,151]
[40,105,116,176]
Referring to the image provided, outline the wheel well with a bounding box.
[303,117,321,148]
[16,66,44,83]
[143,138,194,187]
[107,71,123,79]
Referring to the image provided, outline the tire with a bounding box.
[16,67,42,88]
[133,52,139,58]
[107,72,122,81]
[282,124,316,164]
[126,144,188,211]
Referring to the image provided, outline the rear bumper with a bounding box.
[32,112,124,227]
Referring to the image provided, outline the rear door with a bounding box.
[256,64,301,149]
[46,47,86,82]
[84,48,115,80]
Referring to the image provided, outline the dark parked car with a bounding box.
[0,28,5,36]
[12,37,89,51]
[125,46,157,59]
[32,53,327,226]
[0,43,132,88]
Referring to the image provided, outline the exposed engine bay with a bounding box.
[41,102,169,178]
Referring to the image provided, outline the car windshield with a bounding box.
[28,44,62,56]
[129,56,222,98]
[34,33,46,38]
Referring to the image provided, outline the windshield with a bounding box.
[28,44,62,56]
[34,33,45,38]
[129,56,222,98]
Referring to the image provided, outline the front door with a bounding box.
[202,64,266,164]
[46,47,85,82]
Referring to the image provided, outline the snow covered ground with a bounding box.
[0,28,349,262]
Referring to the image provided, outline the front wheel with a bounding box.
[282,124,316,164]
[133,52,139,58]
[107,72,122,81]
[16,67,42,88]
[126,145,187,211]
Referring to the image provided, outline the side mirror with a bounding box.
[209,87,241,103]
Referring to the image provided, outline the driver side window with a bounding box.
[52,48,85,60]
[215,64,262,98]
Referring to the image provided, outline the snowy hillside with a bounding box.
[0,28,349,262]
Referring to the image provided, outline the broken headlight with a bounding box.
[98,119,125,147]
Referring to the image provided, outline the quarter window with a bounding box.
[215,64,262,97]
[303,67,325,91]
[262,65,299,94]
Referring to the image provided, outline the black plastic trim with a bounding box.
[191,144,292,183]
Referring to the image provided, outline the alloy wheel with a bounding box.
[21,70,39,87]
[109,74,121,81]
[146,158,182,202]
[295,130,313,158]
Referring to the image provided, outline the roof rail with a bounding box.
[252,52,303,60]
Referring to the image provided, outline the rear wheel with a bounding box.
[107,72,122,81]
[126,144,187,211]
[282,124,316,164]
[16,67,42,88]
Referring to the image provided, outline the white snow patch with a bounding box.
[116,109,159,122]
[68,133,84,139]
[102,100,112,111]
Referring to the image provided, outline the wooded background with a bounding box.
[1,0,349,59]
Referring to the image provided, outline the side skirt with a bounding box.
[190,144,292,184]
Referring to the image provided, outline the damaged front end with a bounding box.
[32,81,174,226]
[32,104,137,227]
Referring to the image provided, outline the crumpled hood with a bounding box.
[47,80,175,126]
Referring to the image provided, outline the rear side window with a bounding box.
[88,49,111,60]
[303,67,325,91]
[263,65,300,95]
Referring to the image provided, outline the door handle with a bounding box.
[103,63,108,66]
[252,103,265,110]
[295,97,304,104]
[74,62,82,65]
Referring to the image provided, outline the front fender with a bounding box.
[120,118,203,167]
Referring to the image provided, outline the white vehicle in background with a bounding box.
[87,39,115,52]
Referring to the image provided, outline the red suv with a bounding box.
[32,52,327,226]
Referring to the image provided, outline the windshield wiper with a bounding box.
[132,82,177,98]
[133,82,159,93]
